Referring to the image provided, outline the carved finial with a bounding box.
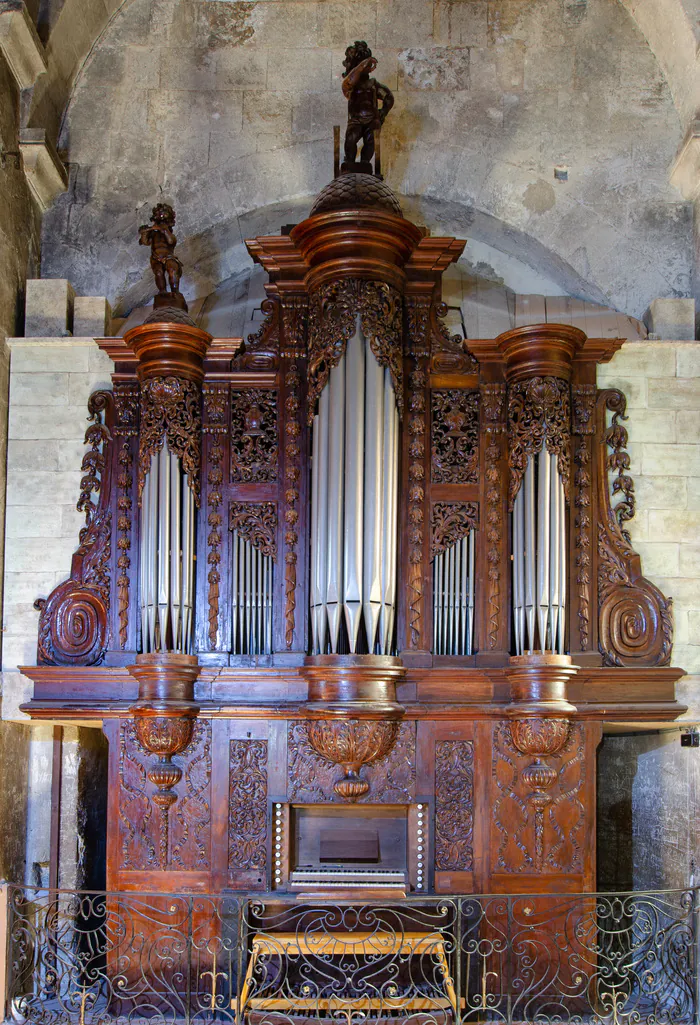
[138,203,188,312]
[341,41,394,176]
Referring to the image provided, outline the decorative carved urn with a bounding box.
[128,652,200,868]
[307,718,400,800]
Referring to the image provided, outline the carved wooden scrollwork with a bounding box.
[431,390,479,484]
[430,301,478,373]
[228,739,268,871]
[138,376,202,506]
[230,389,278,483]
[281,297,308,355]
[597,389,673,667]
[307,279,403,420]
[434,740,474,871]
[230,502,277,559]
[35,391,114,666]
[508,376,570,508]
[236,297,280,371]
[431,502,478,558]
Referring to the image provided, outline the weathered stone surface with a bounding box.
[24,279,74,337]
[647,298,695,340]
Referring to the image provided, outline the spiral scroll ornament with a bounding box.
[36,583,109,666]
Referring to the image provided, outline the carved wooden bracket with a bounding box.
[597,389,673,666]
[35,391,115,666]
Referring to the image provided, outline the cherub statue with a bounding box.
[342,41,394,168]
[138,203,183,297]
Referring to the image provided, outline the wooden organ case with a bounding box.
[22,169,685,907]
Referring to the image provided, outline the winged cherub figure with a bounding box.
[342,41,394,167]
[138,203,184,297]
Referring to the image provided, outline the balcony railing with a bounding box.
[1,885,697,1024]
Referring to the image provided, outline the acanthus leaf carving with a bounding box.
[431,502,478,558]
[229,739,268,871]
[406,354,428,649]
[284,366,302,647]
[508,376,571,509]
[35,390,114,666]
[307,279,403,421]
[281,297,308,355]
[431,390,480,484]
[230,502,277,560]
[138,376,202,506]
[435,740,474,872]
[482,383,506,651]
[597,389,673,667]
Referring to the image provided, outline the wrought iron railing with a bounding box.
[2,885,697,1024]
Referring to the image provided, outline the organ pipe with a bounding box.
[432,532,475,656]
[139,445,195,654]
[310,316,399,654]
[512,445,567,654]
[230,531,274,656]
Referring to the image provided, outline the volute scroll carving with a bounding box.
[35,390,114,666]
[235,297,280,371]
[597,389,673,667]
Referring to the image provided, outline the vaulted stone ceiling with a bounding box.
[35,0,695,320]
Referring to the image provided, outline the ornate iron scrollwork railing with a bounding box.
[4,885,697,1024]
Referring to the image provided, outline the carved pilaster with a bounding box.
[480,382,506,652]
[405,296,431,653]
[571,383,596,652]
[203,385,228,650]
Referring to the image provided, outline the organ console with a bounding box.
[22,43,685,910]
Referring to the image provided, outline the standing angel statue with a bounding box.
[342,41,394,171]
[138,203,185,303]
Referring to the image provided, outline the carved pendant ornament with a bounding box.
[307,279,403,420]
[36,391,114,666]
[507,376,570,508]
[138,376,202,506]
[597,390,673,667]
[307,719,399,801]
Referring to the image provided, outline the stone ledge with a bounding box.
[0,1,46,90]
[18,129,67,211]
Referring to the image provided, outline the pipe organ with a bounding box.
[23,61,683,921]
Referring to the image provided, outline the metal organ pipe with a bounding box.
[310,316,399,654]
[512,445,567,654]
[432,531,475,656]
[139,446,195,654]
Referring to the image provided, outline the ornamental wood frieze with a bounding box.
[283,366,302,647]
[230,389,278,484]
[138,376,202,506]
[492,721,585,875]
[228,739,268,872]
[431,502,478,558]
[288,720,416,804]
[230,502,277,559]
[481,383,506,651]
[508,376,570,508]
[431,390,479,484]
[434,740,474,872]
[597,389,672,667]
[307,279,403,420]
[36,391,114,666]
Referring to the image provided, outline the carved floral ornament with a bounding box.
[507,376,571,509]
[138,376,202,507]
[307,279,403,421]
[306,719,400,801]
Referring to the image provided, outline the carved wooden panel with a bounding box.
[491,721,585,874]
[287,720,416,803]
[431,502,478,558]
[228,739,268,872]
[118,719,212,871]
[434,740,474,871]
[431,390,479,484]
[230,389,278,483]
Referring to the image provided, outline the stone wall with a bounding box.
[596,339,700,892]
[41,0,692,321]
